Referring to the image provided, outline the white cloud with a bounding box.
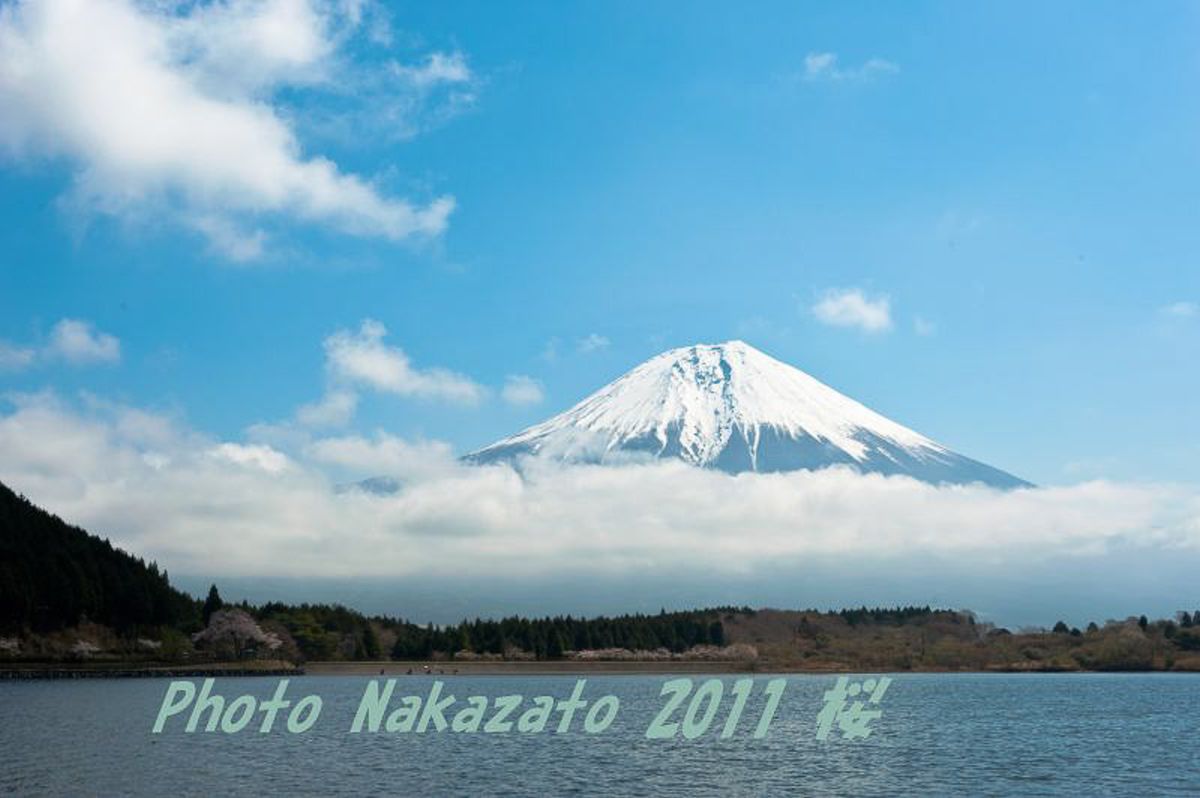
[324,319,485,404]
[539,337,563,364]
[803,52,898,82]
[1160,301,1197,319]
[187,214,268,262]
[501,375,545,407]
[914,316,936,337]
[168,0,337,94]
[812,288,893,333]
[1,392,1198,584]
[259,318,534,439]
[208,442,291,474]
[309,47,479,144]
[305,430,455,480]
[0,318,120,369]
[45,318,121,364]
[0,340,35,370]
[0,0,456,258]
[295,389,358,428]
[577,333,610,354]
[392,51,472,89]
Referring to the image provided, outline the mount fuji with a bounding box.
[467,341,1029,488]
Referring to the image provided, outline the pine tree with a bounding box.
[202,584,224,625]
[362,623,381,659]
[546,630,565,659]
[708,620,725,646]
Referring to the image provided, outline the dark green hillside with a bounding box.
[0,481,199,635]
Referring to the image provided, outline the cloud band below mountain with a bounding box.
[1,393,1196,603]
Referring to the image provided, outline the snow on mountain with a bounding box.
[467,340,1030,488]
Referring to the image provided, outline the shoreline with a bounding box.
[0,661,302,680]
[3,659,1198,680]
[309,660,760,676]
[307,660,1200,676]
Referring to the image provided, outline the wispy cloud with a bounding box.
[295,389,358,428]
[540,337,561,364]
[0,0,457,260]
[392,51,472,89]
[914,316,936,337]
[313,48,483,144]
[501,375,545,407]
[0,341,35,371]
[1160,301,1198,319]
[812,288,893,333]
[324,319,485,404]
[803,52,898,83]
[577,333,611,354]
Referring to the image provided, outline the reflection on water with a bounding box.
[2,673,1199,796]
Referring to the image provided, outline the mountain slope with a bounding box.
[467,341,1029,488]
[0,481,198,634]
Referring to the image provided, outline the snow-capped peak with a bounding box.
[468,340,1028,488]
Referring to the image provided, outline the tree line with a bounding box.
[386,609,738,660]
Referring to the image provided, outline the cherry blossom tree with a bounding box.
[192,608,282,660]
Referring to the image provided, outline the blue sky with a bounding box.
[2,0,1198,489]
[2,1,1200,623]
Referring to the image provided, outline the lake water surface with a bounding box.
[2,673,1198,796]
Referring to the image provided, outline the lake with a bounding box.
[2,673,1198,795]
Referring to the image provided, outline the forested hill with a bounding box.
[0,481,199,635]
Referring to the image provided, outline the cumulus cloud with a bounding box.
[1,392,1197,585]
[0,0,456,259]
[0,318,120,369]
[812,288,893,333]
[501,375,545,407]
[45,318,121,364]
[256,319,491,437]
[323,319,485,404]
[803,52,898,82]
